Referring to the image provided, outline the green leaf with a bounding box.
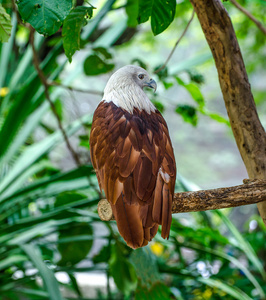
[177,241,265,298]
[152,100,164,113]
[93,244,111,264]
[215,210,266,280]
[135,282,171,300]
[130,248,160,289]
[0,115,90,194]
[176,105,198,126]
[0,254,28,271]
[200,108,230,126]
[21,244,64,300]
[159,264,253,300]
[62,6,94,62]
[17,0,72,36]
[0,166,94,216]
[175,76,205,107]
[131,58,147,70]
[198,278,253,300]
[57,222,93,266]
[93,47,112,59]
[83,54,114,76]
[126,0,139,27]
[109,242,137,295]
[0,4,12,43]
[53,99,63,120]
[130,249,171,299]
[138,0,176,35]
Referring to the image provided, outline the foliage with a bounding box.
[138,0,176,35]
[62,5,94,62]
[17,0,72,36]
[0,0,265,299]
[0,4,11,42]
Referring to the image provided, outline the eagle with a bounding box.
[90,65,176,249]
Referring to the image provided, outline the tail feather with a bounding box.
[161,183,172,239]
[111,169,173,249]
[111,194,161,249]
[111,194,144,249]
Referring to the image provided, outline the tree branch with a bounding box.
[97,180,266,221]
[49,81,103,96]
[189,0,266,227]
[29,28,81,166]
[154,10,195,74]
[229,0,266,35]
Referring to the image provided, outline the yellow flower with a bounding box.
[0,87,9,97]
[150,242,163,256]
[202,288,213,299]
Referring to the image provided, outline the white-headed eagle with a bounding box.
[90,65,176,249]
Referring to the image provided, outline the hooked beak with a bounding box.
[144,79,157,92]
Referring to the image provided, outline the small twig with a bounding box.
[11,0,30,28]
[50,81,103,96]
[97,179,266,221]
[29,28,81,166]
[229,0,266,35]
[155,10,195,74]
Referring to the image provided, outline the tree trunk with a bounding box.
[189,0,266,226]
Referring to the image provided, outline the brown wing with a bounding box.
[90,101,176,248]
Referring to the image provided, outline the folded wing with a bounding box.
[90,101,176,248]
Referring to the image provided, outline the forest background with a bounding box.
[0,0,265,299]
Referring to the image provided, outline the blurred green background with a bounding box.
[0,0,265,299]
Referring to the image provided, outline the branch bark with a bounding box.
[97,180,266,221]
[189,0,266,226]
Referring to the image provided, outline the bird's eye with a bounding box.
[138,74,144,80]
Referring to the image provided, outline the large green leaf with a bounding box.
[0,15,16,88]
[0,166,94,216]
[84,54,114,76]
[135,282,171,300]
[0,254,28,271]
[130,248,160,289]
[138,0,176,35]
[0,114,91,194]
[57,222,93,266]
[0,4,12,42]
[17,0,72,36]
[126,0,138,27]
[130,248,171,299]
[62,6,94,62]
[175,76,205,107]
[109,242,137,295]
[21,244,64,300]
[176,104,198,126]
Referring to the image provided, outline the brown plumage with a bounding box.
[90,65,176,249]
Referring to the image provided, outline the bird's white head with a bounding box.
[103,65,157,114]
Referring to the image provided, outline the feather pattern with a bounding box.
[90,100,176,249]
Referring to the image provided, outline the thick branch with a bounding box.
[97,180,266,221]
[229,0,266,35]
[189,0,266,226]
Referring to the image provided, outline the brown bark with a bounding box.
[97,180,266,221]
[189,0,266,226]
